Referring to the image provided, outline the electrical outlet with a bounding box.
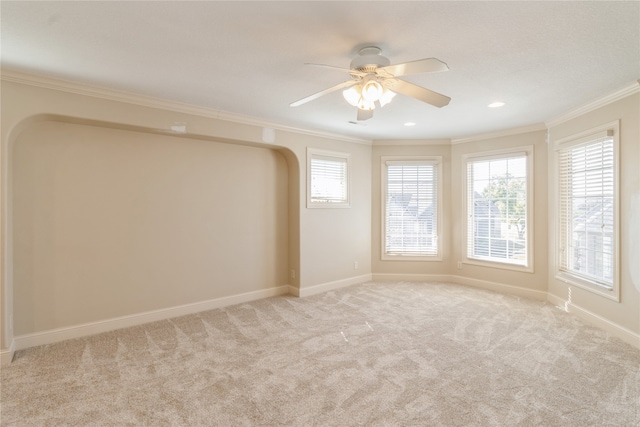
[290,269,296,279]
[354,261,359,270]
[457,261,463,269]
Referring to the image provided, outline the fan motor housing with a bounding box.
[350,46,390,71]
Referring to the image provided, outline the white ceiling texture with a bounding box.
[2,1,639,141]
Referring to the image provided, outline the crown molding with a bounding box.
[0,69,372,145]
[372,138,451,146]
[215,110,372,145]
[3,69,636,146]
[545,80,640,129]
[451,123,547,145]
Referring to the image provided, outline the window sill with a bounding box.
[382,254,442,262]
[463,257,533,273]
[307,202,351,209]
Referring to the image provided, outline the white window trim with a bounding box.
[462,146,535,273]
[381,156,443,261]
[307,148,351,208]
[553,121,620,302]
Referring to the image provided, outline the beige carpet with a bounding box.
[1,281,639,426]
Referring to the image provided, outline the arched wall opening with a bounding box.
[8,116,298,338]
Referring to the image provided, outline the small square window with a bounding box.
[307,148,350,208]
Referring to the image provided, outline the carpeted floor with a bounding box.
[1,281,639,426]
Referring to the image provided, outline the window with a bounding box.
[382,157,441,260]
[464,147,533,270]
[307,149,350,208]
[556,123,619,300]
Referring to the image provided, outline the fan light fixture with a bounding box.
[343,81,396,111]
[361,77,383,102]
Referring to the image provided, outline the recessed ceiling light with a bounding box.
[404,122,416,126]
[488,102,505,108]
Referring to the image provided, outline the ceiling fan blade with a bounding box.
[290,80,358,107]
[305,63,367,78]
[391,79,451,108]
[379,58,449,77]
[305,63,352,72]
[357,108,374,121]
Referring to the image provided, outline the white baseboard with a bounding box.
[1,339,15,365]
[6,279,637,360]
[449,275,548,301]
[297,273,373,298]
[12,285,291,353]
[547,293,640,350]
[286,284,299,296]
[372,273,547,301]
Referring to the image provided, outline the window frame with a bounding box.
[462,146,534,272]
[307,148,351,208]
[554,121,620,302]
[381,156,442,261]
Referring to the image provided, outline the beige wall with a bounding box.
[547,93,640,336]
[13,121,289,335]
[301,140,372,287]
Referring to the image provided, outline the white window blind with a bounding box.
[466,154,528,266]
[309,153,348,205]
[558,133,614,288]
[384,161,438,257]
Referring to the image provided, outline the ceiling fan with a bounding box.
[290,46,451,121]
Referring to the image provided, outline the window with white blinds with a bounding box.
[383,158,440,259]
[307,149,350,208]
[464,148,533,270]
[557,130,616,290]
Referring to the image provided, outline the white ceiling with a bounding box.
[2,1,639,141]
